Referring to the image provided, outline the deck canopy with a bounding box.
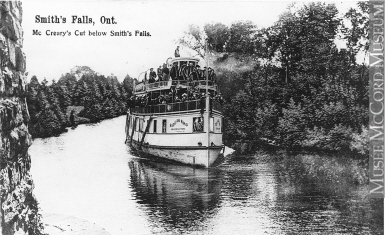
[169,57,200,67]
[133,56,217,95]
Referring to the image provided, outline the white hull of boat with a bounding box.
[131,140,222,167]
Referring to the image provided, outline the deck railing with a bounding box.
[132,99,222,114]
[134,80,217,93]
[145,80,171,90]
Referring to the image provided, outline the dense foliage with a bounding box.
[26,66,135,138]
[180,2,369,155]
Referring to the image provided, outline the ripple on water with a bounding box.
[30,116,383,235]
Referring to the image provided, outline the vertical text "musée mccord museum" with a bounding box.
[369,2,385,197]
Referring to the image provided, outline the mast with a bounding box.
[205,40,210,166]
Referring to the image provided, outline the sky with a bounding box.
[21,0,358,83]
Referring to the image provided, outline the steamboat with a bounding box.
[125,57,223,167]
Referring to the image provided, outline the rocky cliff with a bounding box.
[0,2,44,234]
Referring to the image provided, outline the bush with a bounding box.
[302,124,353,152]
[350,126,369,155]
[277,98,307,149]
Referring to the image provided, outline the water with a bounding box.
[30,116,383,235]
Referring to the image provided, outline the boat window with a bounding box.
[140,119,144,132]
[210,117,214,132]
[153,120,157,133]
[131,117,134,131]
[214,117,222,133]
[135,117,139,131]
[162,120,167,133]
[193,117,204,132]
[126,115,130,133]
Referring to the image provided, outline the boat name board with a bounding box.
[170,118,189,127]
[168,117,192,133]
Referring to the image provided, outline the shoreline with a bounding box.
[224,149,368,185]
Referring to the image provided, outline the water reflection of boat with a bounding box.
[128,158,222,231]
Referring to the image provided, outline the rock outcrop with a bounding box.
[0,2,45,234]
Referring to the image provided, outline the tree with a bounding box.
[178,24,207,58]
[214,2,369,154]
[26,66,133,138]
[54,85,72,110]
[73,81,90,106]
[33,90,62,137]
[46,86,67,126]
[277,98,307,149]
[58,73,77,86]
[342,1,369,64]
[29,75,40,88]
[70,65,96,79]
[226,21,257,55]
[266,3,341,82]
[204,23,229,52]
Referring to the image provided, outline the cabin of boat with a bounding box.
[125,57,224,167]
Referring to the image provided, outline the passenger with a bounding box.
[196,67,202,80]
[208,67,216,83]
[147,94,152,105]
[181,93,188,102]
[157,66,163,81]
[149,76,155,84]
[191,65,199,81]
[216,93,224,104]
[195,117,203,132]
[174,46,180,57]
[149,68,157,83]
[170,64,178,80]
[184,62,194,82]
[144,72,148,83]
[183,62,191,81]
[164,95,171,104]
[162,63,170,81]
[170,86,176,99]
[199,67,207,81]
[187,92,192,100]
[178,62,187,80]
[168,92,173,103]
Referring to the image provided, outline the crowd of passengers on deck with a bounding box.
[129,88,224,108]
[143,62,216,84]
